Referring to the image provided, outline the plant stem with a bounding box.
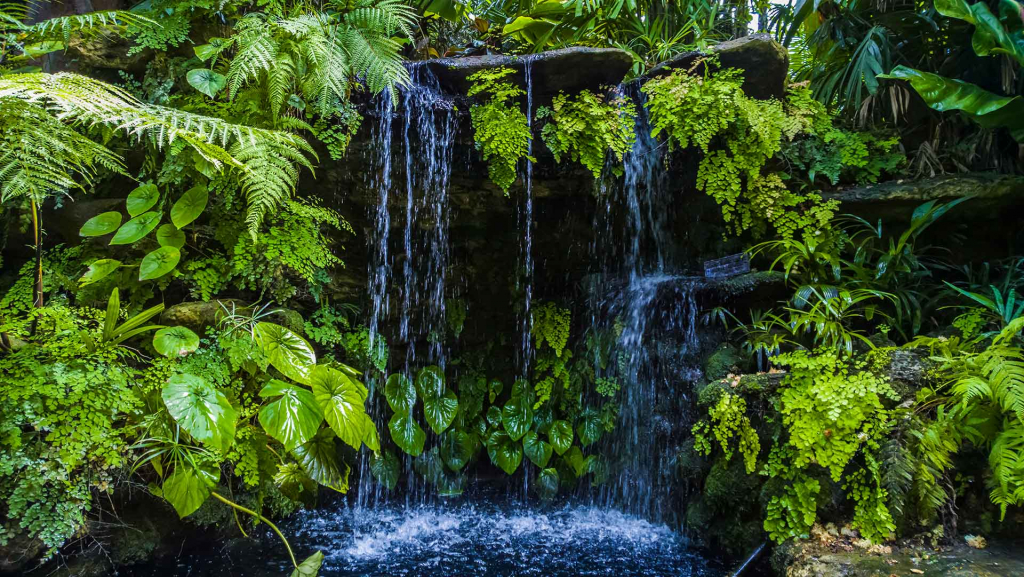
[31,198,43,309]
[209,491,297,568]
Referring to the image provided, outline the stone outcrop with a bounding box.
[823,172,1024,220]
[646,34,790,100]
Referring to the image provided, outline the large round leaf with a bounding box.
[309,365,368,450]
[440,430,477,472]
[79,259,121,286]
[523,430,553,468]
[536,468,559,500]
[157,224,186,249]
[415,365,445,398]
[486,430,523,475]
[162,463,219,518]
[388,412,426,456]
[171,185,208,229]
[501,397,533,442]
[486,405,503,427]
[110,211,161,245]
[79,212,122,237]
[577,410,603,447]
[424,389,459,435]
[384,373,417,414]
[153,326,200,357]
[292,428,348,490]
[254,322,316,384]
[187,68,227,98]
[162,373,238,453]
[126,183,160,217]
[370,450,400,490]
[258,380,323,451]
[139,246,181,280]
[549,420,574,455]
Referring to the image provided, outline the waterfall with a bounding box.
[518,58,536,498]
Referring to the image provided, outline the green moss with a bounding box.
[704,343,746,381]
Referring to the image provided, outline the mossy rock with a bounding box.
[704,455,761,512]
[704,343,748,381]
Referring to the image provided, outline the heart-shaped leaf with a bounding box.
[290,551,325,577]
[258,380,324,451]
[370,450,400,490]
[536,467,559,500]
[140,246,181,280]
[79,211,122,237]
[110,211,160,245]
[361,413,380,452]
[157,224,185,249]
[171,185,209,229]
[523,430,553,468]
[162,462,219,518]
[193,38,229,62]
[549,420,573,455]
[440,430,477,472]
[153,326,200,357]
[79,259,121,286]
[384,373,417,414]
[486,405,503,427]
[414,446,445,484]
[309,366,368,450]
[415,365,445,398]
[126,183,160,217]
[564,446,596,478]
[486,430,523,475]
[388,412,426,456]
[162,373,237,452]
[254,322,316,384]
[577,410,603,447]
[424,388,459,434]
[488,379,503,403]
[292,428,348,491]
[187,68,227,98]
[502,397,533,442]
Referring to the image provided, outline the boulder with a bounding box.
[646,34,789,100]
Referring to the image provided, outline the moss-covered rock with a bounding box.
[704,343,747,381]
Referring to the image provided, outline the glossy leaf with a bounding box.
[384,373,417,414]
[79,259,121,286]
[577,410,603,447]
[309,366,368,450]
[523,430,553,468]
[139,246,181,280]
[254,322,316,384]
[79,211,122,237]
[486,405,503,427]
[564,446,596,478]
[502,397,533,442]
[153,326,200,357]
[187,68,227,98]
[290,551,324,577]
[488,379,503,403]
[536,468,559,500]
[171,185,209,228]
[162,463,218,518]
[157,224,186,249]
[126,183,159,216]
[486,430,523,475]
[162,374,237,453]
[415,365,445,398]
[440,430,477,472]
[258,379,323,451]
[549,420,573,455]
[361,413,380,453]
[414,446,445,484]
[389,412,426,456]
[370,450,400,490]
[292,428,348,491]
[424,388,459,434]
[110,211,160,245]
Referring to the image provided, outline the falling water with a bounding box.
[518,59,536,498]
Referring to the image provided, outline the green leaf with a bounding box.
[139,246,181,280]
[254,322,316,384]
[153,326,200,357]
[258,380,324,451]
[486,430,523,475]
[309,366,368,450]
[290,551,325,577]
[424,389,459,434]
[187,68,227,98]
[370,450,400,490]
[171,185,209,229]
[384,373,417,414]
[157,224,185,249]
[274,462,316,501]
[564,446,595,478]
[388,412,426,456]
[440,430,477,472]
[110,211,160,245]
[488,379,503,403]
[292,428,348,491]
[79,211,122,237]
[416,365,445,398]
[162,463,218,518]
[502,397,533,442]
[414,447,445,484]
[126,183,160,217]
[361,413,380,453]
[549,420,573,455]
[523,430,553,468]
[577,410,603,447]
[882,66,1024,141]
[194,38,229,62]
[161,374,237,453]
[536,468,559,500]
[79,259,121,286]
[486,405,503,427]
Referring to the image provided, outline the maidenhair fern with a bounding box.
[537,89,636,178]
[467,67,534,193]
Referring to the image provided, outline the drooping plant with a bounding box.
[467,67,534,193]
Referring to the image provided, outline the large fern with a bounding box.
[0,5,153,62]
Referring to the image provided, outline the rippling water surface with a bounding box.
[138,502,725,576]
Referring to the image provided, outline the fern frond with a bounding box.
[18,10,155,45]
[233,139,315,238]
[226,15,279,101]
[268,49,297,118]
[989,421,1024,519]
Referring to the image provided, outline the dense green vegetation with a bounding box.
[2,0,1024,575]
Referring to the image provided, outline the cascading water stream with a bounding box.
[518,58,536,498]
